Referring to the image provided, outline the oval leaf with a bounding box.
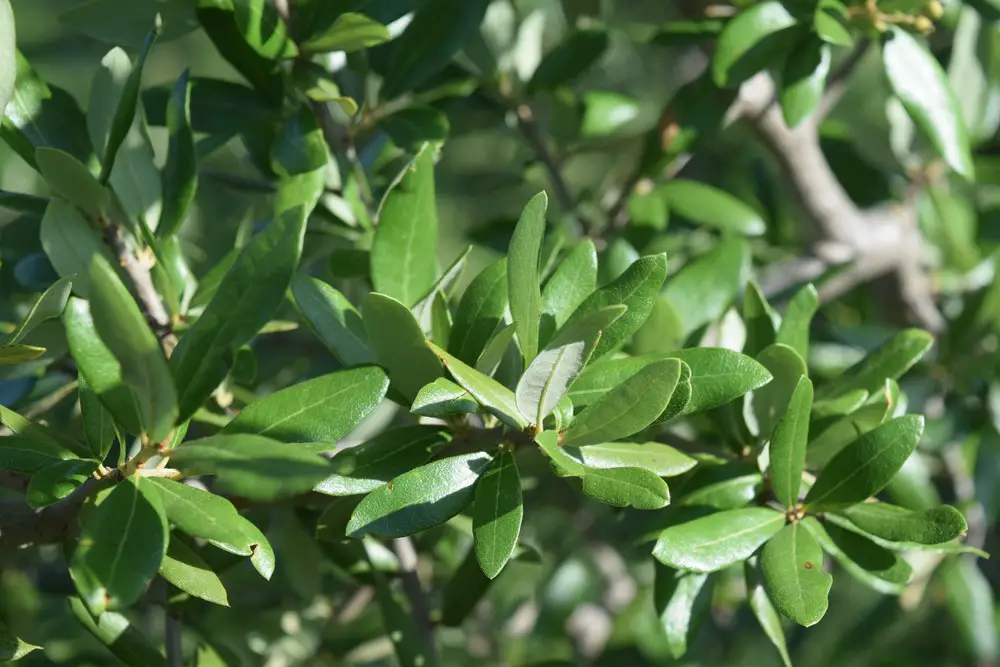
[780,37,831,128]
[508,191,547,365]
[159,537,229,607]
[713,1,800,88]
[566,440,696,477]
[652,507,785,573]
[817,328,933,399]
[770,375,813,508]
[473,450,523,579]
[840,502,967,545]
[363,292,443,403]
[760,522,831,627]
[145,477,259,555]
[292,275,374,367]
[660,180,765,235]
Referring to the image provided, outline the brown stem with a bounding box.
[513,103,578,221]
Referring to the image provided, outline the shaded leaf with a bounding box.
[3,276,73,345]
[745,560,793,667]
[664,237,749,337]
[411,378,478,418]
[159,536,229,606]
[528,28,607,92]
[448,258,508,365]
[654,565,711,659]
[68,597,166,667]
[817,328,933,399]
[780,37,831,128]
[802,516,911,595]
[753,343,807,441]
[26,459,99,509]
[292,275,374,367]
[775,283,818,361]
[540,239,597,345]
[302,12,390,53]
[36,147,108,220]
[157,69,197,237]
[364,292,443,402]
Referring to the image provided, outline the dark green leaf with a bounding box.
[0,435,68,474]
[678,462,764,510]
[272,105,327,215]
[745,560,793,667]
[347,452,493,537]
[760,522,831,626]
[654,565,711,659]
[26,459,99,509]
[473,450,523,579]
[805,517,912,595]
[753,343,807,441]
[780,37,831,128]
[743,281,779,357]
[540,240,597,345]
[68,597,166,667]
[661,180,765,235]
[448,258,508,365]
[652,507,785,573]
[233,0,296,59]
[3,276,72,345]
[775,283,818,361]
[302,12,390,53]
[146,477,260,554]
[79,374,117,460]
[817,328,933,399]
[441,546,494,627]
[143,76,277,134]
[99,27,157,183]
[381,106,450,151]
[713,1,801,88]
[158,69,197,238]
[668,347,774,416]
[528,28,608,92]
[411,378,477,418]
[412,245,471,335]
[159,536,229,606]
[806,382,895,468]
[840,502,967,545]
[428,340,526,428]
[770,375,813,508]
[364,292,443,402]
[939,558,998,662]
[0,619,39,661]
[508,191,547,364]
[664,237,749,337]
[195,0,283,100]
[40,200,116,298]
[70,477,169,614]
[35,147,108,220]
[805,415,925,511]
[292,275,374,367]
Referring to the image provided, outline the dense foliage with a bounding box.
[0,0,999,665]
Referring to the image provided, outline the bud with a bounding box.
[914,15,934,33]
[925,0,944,19]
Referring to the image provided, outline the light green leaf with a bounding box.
[363,292,443,402]
[68,597,166,667]
[780,37,831,128]
[840,502,967,545]
[448,258,508,365]
[427,340,527,428]
[0,0,14,118]
[508,191,547,365]
[806,380,895,468]
[540,239,597,345]
[760,522,831,626]
[36,147,108,220]
[473,450,523,579]
[746,560,793,667]
[411,378,477,418]
[664,237,749,337]
[770,375,813,508]
[802,516,911,595]
[70,477,169,614]
[566,440,696,477]
[0,344,45,364]
[581,90,640,136]
[0,619,39,662]
[302,12,391,53]
[668,347,774,416]
[146,477,260,554]
[653,507,786,573]
[157,69,197,238]
[817,328,933,399]
[939,557,998,662]
[656,360,693,424]
[743,281,779,357]
[370,144,438,307]
[292,275,374,367]
[347,452,493,538]
[882,26,974,179]
[654,565,711,659]
[40,200,116,298]
[26,459,99,509]
[233,0,297,59]
[159,536,229,606]
[815,0,853,47]
[775,283,819,361]
[660,180,765,235]
[713,1,801,88]
[811,389,869,419]
[476,322,516,376]
[4,276,73,345]
[753,343,807,441]
[805,415,925,511]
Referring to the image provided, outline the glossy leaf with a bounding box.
[805,415,925,511]
[36,147,108,220]
[411,378,477,418]
[770,376,813,508]
[653,507,785,573]
[746,560,793,667]
[3,276,73,345]
[840,502,967,545]
[448,258,508,365]
[170,206,307,421]
[146,477,258,553]
[713,1,801,88]
[760,522,831,626]
[654,565,710,659]
[302,12,390,53]
[660,180,765,235]
[753,343,807,441]
[371,145,438,306]
[159,537,229,606]
[806,382,895,468]
[664,237,749,337]
[508,191,547,364]
[157,69,197,238]
[817,328,933,399]
[232,0,296,60]
[0,344,45,363]
[802,516,912,595]
[882,26,974,179]
[563,253,668,360]
[473,450,523,579]
[292,275,374,367]
[540,240,597,344]
[656,360,693,424]
[668,347,774,416]
[70,477,169,614]
[775,283,819,361]
[566,440,696,477]
[26,459,99,509]
[815,0,853,47]
[780,37,831,128]
[363,292,443,402]
[347,452,493,538]
[427,340,527,428]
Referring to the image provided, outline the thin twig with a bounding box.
[513,103,578,219]
[816,39,872,121]
[390,537,438,661]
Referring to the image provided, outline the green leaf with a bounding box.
[412,245,471,335]
[40,199,116,298]
[302,12,390,53]
[654,565,711,659]
[528,27,608,92]
[68,597,167,667]
[565,441,696,477]
[99,27,157,184]
[562,358,681,447]
[3,276,72,345]
[536,431,670,510]
[79,374,117,459]
[0,0,14,118]
[427,340,527,428]
[540,240,598,345]
[271,105,327,215]
[26,459,99,509]
[939,558,998,662]
[143,76,277,134]
[653,507,785,573]
[817,328,933,399]
[664,237,749,337]
[516,305,625,426]
[713,1,801,88]
[775,283,818,361]
[656,360,693,424]
[780,37,831,128]
[581,91,640,136]
[745,560,793,667]
[806,382,895,468]
[223,367,388,444]
[370,144,438,307]
[476,322,516,376]
[35,147,108,220]
[840,502,967,545]
[0,344,45,363]
[760,522,831,627]
[563,253,668,360]
[805,415,925,511]
[381,106,451,151]
[676,465,763,509]
[802,516,911,595]
[159,536,229,606]
[743,281,779,357]
[0,435,68,474]
[753,343,807,441]
[157,69,197,238]
[0,619,39,661]
[292,275,374,367]
[146,477,260,555]
[411,378,477,418]
[668,347,774,416]
[363,292,443,402]
[441,546,494,627]
[88,255,178,442]
[811,388,869,418]
[882,26,974,179]
[448,258,508,365]
[473,450,523,579]
[380,0,489,98]
[508,191,547,365]
[347,452,493,538]
[70,477,169,614]
[315,425,451,497]
[170,206,307,421]
[171,434,334,502]
[660,180,765,235]
[232,0,296,59]
[815,0,853,47]
[770,376,813,508]
[371,566,437,667]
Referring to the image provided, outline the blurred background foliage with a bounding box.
[2,0,1000,666]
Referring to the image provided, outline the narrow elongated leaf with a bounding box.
[231,0,296,60]
[540,240,597,344]
[805,415,925,511]
[370,143,437,307]
[448,258,508,365]
[99,26,156,183]
[760,523,831,626]
[516,305,625,426]
[660,180,765,235]
[473,450,523,579]
[0,0,14,118]
[566,441,696,477]
[171,206,307,420]
[292,275,374,367]
[68,597,167,667]
[812,389,868,419]
[775,283,818,361]
[882,26,974,179]
[678,462,765,510]
[817,328,933,399]
[40,200,115,298]
[157,69,197,238]
[664,237,749,337]
[652,507,785,573]
[159,537,229,606]
[743,281,779,357]
[770,376,813,508]
[753,343,807,441]
[745,560,793,667]
[0,344,45,363]
[88,255,177,442]
[655,360,692,424]
[412,246,471,334]
[4,276,73,345]
[79,374,116,459]
[363,292,443,402]
[146,477,259,554]
[70,477,169,614]
[272,105,327,215]
[476,322,516,376]
[224,367,387,445]
[654,565,711,659]
[802,516,912,595]
[427,340,527,428]
[939,558,998,662]
[713,1,801,88]
[0,435,68,474]
[562,358,681,447]
[780,37,831,128]
[563,253,667,360]
[411,378,477,418]
[347,452,493,538]
[508,191,547,364]
[441,547,494,627]
[528,27,608,91]
[806,381,895,468]
[0,620,39,661]
[27,459,99,508]
[840,502,967,545]
[170,434,333,502]
[302,12,391,53]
